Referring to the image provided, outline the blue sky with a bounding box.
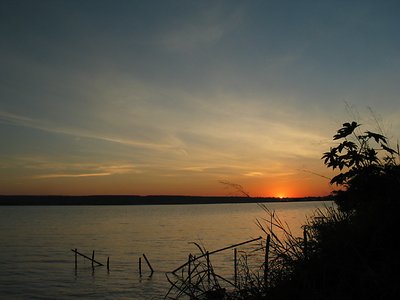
[1,0,399,196]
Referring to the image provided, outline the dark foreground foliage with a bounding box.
[264,206,400,300]
[264,122,400,300]
[166,121,400,300]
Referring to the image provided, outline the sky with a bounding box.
[1,0,399,197]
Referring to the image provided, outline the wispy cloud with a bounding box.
[0,110,184,153]
[0,111,38,127]
[34,173,111,179]
[3,155,141,180]
[157,5,243,52]
[244,172,264,177]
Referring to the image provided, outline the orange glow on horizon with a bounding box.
[0,167,334,197]
[250,178,333,198]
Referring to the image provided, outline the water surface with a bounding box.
[0,201,331,299]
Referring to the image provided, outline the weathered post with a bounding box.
[74,248,77,269]
[92,250,95,268]
[70,249,103,267]
[139,257,142,276]
[107,257,110,271]
[143,253,154,275]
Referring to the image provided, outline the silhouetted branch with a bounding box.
[219,180,251,197]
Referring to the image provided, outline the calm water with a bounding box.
[0,201,331,299]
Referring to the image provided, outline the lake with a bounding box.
[0,201,332,299]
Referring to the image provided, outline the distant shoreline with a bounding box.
[0,195,332,206]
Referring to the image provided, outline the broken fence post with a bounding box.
[70,249,104,267]
[92,250,95,268]
[74,248,78,269]
[142,253,154,275]
[171,236,262,274]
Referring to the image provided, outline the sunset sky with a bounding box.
[1,0,399,197]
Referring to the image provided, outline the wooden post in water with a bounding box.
[139,257,142,276]
[107,257,110,271]
[171,236,262,274]
[74,248,78,269]
[142,253,154,275]
[264,234,270,289]
[91,250,95,268]
[234,248,238,288]
[70,249,104,266]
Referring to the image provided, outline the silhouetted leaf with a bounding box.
[330,173,348,185]
[365,131,387,144]
[381,144,398,155]
[333,122,360,140]
[342,141,357,150]
[322,148,338,165]
[363,148,379,163]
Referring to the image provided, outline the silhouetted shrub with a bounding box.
[322,121,400,212]
[259,121,400,299]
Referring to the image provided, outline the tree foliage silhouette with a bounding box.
[322,121,400,211]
